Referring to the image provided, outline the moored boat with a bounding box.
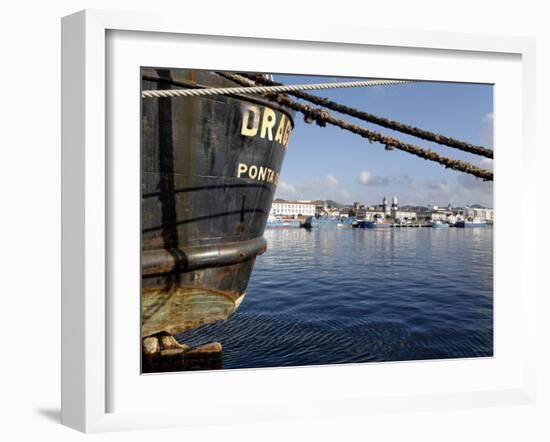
[431,220,450,228]
[141,68,294,349]
[361,219,391,228]
[299,216,313,229]
[266,217,300,228]
[336,218,354,228]
[455,218,487,228]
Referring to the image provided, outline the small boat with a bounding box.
[266,218,300,228]
[455,218,487,228]
[336,221,353,228]
[431,220,450,228]
[299,216,313,229]
[311,217,341,227]
[361,219,391,228]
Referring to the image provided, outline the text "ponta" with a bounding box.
[236,162,280,185]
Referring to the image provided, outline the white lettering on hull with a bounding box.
[240,103,292,148]
[236,162,280,185]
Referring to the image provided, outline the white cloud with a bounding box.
[358,171,371,185]
[423,176,492,207]
[357,171,390,186]
[324,174,339,188]
[480,112,494,148]
[277,169,493,207]
[395,174,413,186]
[479,157,493,170]
[425,180,451,194]
[276,181,297,196]
[275,174,352,202]
[394,173,493,208]
[482,112,493,123]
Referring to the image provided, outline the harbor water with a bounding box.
[177,226,493,369]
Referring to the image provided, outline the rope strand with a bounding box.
[141,78,414,99]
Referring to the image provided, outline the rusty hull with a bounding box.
[141,68,293,338]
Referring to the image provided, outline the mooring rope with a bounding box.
[141,78,414,99]
[237,73,493,160]
[217,72,493,181]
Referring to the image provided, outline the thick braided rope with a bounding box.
[141,79,414,99]
[219,72,493,181]
[239,73,494,159]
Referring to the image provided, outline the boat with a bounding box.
[361,219,391,228]
[455,218,487,228]
[266,217,300,228]
[299,216,313,229]
[431,220,450,228]
[141,68,294,362]
[336,218,354,228]
[311,216,346,227]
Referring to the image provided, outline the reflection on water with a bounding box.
[178,227,493,369]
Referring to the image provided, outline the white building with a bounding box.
[270,200,316,218]
[362,209,385,221]
[430,211,451,221]
[463,206,494,222]
[425,203,453,222]
[393,210,417,222]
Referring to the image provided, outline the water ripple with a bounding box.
[177,228,493,369]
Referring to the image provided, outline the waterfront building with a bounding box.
[362,196,417,222]
[393,210,418,222]
[462,205,494,222]
[326,208,341,217]
[422,203,494,223]
[363,209,386,221]
[270,199,316,218]
[363,197,390,219]
[429,206,453,221]
[314,202,327,216]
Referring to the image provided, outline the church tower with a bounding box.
[391,196,398,219]
[382,196,388,215]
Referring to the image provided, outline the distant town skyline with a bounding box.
[272,196,493,210]
[272,73,493,208]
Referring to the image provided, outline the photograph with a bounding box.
[140,67,493,373]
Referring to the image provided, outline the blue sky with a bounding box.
[271,74,493,208]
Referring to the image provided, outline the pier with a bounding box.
[389,223,431,228]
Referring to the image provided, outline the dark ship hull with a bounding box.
[141,69,293,338]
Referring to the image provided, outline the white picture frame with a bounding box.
[61,9,537,433]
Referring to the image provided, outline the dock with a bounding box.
[389,223,431,228]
